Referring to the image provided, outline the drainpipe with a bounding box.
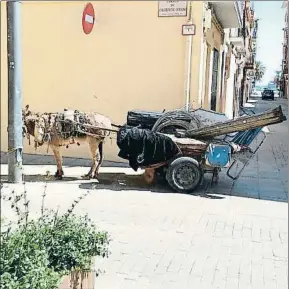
[185,1,193,112]
[197,2,205,107]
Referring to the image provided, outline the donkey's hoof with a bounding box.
[54,170,64,180]
[54,174,63,180]
[82,174,92,180]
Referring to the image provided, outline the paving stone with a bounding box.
[0,99,288,289]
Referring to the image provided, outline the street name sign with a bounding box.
[158,1,187,17]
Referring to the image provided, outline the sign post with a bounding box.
[6,0,23,183]
[182,24,196,36]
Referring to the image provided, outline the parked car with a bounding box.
[262,89,274,100]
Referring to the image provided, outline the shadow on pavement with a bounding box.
[1,153,286,203]
[78,172,225,200]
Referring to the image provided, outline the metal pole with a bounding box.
[6,0,23,183]
[185,1,193,112]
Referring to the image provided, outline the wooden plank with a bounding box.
[185,106,286,139]
[164,134,207,146]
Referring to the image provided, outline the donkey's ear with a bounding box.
[23,105,31,117]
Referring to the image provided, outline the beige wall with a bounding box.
[1,1,203,162]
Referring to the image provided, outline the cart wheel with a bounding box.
[143,168,155,184]
[166,157,203,193]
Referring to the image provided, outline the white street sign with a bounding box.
[158,1,187,17]
[182,24,196,36]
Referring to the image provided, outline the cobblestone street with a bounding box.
[1,98,288,289]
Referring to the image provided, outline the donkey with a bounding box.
[22,105,113,180]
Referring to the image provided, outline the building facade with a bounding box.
[194,1,242,118]
[240,0,256,106]
[1,1,246,161]
[281,1,288,98]
[1,1,204,162]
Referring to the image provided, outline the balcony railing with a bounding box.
[252,28,258,39]
[229,28,244,38]
[235,1,243,25]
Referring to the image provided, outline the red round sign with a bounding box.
[82,3,95,34]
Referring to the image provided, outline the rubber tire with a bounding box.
[151,110,201,133]
[153,119,191,133]
[166,157,203,193]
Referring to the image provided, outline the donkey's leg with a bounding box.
[93,141,104,179]
[83,138,99,179]
[51,145,64,179]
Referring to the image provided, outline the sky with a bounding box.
[254,1,284,85]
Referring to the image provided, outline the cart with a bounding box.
[141,128,266,193]
[139,105,286,194]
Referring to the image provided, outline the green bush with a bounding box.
[38,213,109,273]
[1,220,61,289]
[0,188,110,289]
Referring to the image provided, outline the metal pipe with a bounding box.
[197,2,205,107]
[185,1,193,112]
[7,0,23,183]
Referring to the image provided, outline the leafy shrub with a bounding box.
[38,213,109,273]
[1,220,61,289]
[0,187,110,289]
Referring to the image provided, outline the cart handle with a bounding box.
[227,130,266,180]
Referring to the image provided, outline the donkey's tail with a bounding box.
[98,141,103,165]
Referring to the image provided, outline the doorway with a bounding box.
[210,48,219,111]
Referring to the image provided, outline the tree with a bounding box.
[254,61,266,81]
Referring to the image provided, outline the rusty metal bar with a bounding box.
[185,106,286,139]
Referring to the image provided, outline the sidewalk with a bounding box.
[1,167,287,289]
[1,98,288,289]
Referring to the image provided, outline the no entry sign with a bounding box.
[82,3,95,34]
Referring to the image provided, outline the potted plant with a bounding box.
[0,188,110,289]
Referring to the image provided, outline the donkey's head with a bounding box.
[22,105,47,146]
[22,104,31,118]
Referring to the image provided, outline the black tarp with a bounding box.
[117,126,180,171]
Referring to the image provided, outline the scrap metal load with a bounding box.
[126,106,287,139]
[127,110,201,133]
[184,105,286,139]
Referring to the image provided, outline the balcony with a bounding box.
[282,61,288,73]
[252,27,258,39]
[244,61,254,70]
[229,28,244,48]
[209,1,242,28]
[244,55,255,70]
